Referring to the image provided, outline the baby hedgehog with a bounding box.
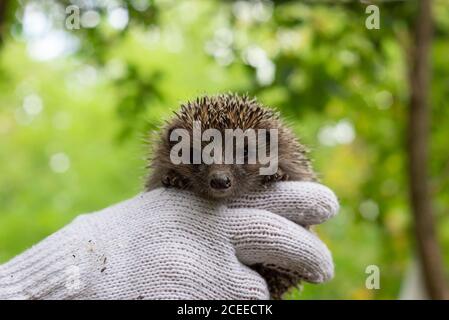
[146,93,316,299]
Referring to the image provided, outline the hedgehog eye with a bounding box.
[243,144,249,159]
[189,147,203,171]
[189,146,204,165]
[189,147,195,164]
[265,131,271,149]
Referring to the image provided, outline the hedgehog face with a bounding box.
[158,125,273,200]
[146,94,315,200]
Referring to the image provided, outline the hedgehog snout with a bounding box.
[209,172,232,190]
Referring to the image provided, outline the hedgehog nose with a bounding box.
[209,173,232,190]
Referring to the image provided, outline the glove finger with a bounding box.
[226,208,334,283]
[226,181,339,226]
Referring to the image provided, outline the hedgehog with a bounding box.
[146,93,316,299]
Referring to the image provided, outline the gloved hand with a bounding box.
[0,181,338,300]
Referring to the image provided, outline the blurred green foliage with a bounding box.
[0,0,448,299]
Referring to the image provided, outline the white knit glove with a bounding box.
[0,182,338,300]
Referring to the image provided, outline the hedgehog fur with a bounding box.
[146,93,316,299]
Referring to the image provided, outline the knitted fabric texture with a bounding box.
[0,181,338,300]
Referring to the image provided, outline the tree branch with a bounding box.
[407,0,449,300]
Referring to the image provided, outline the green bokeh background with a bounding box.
[0,0,448,299]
